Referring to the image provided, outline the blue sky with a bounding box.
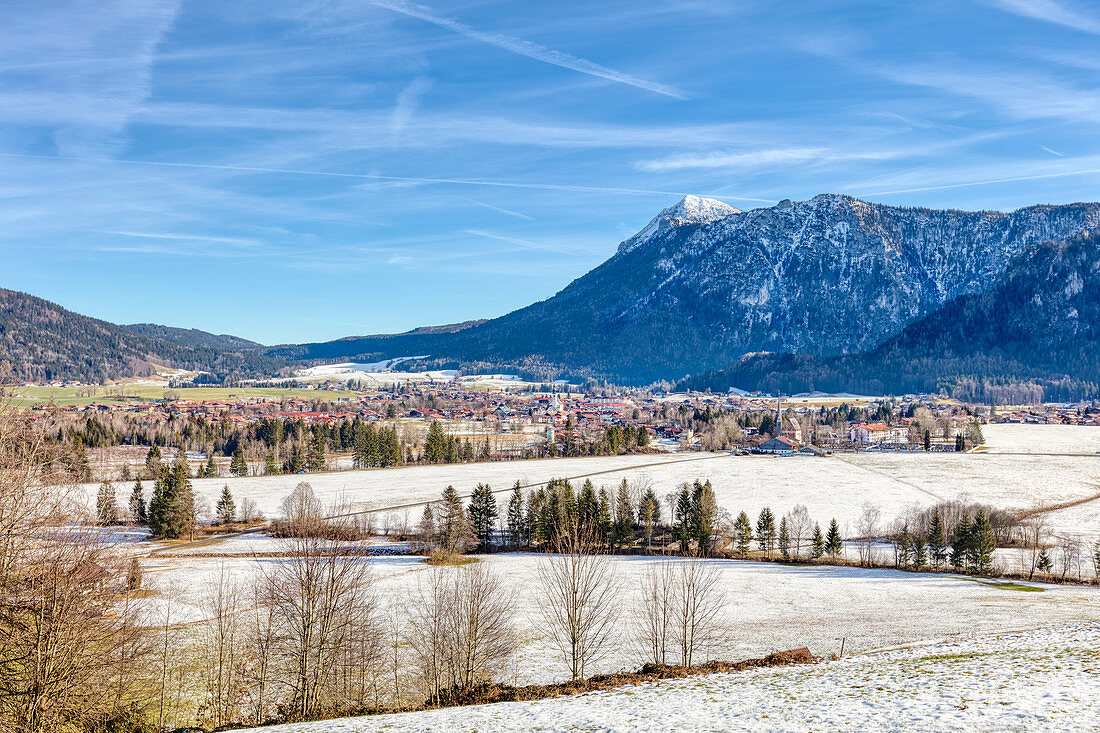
[2,0,1100,344]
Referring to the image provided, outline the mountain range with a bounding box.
[3,193,1100,398]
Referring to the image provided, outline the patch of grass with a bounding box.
[965,578,1045,592]
[422,548,480,566]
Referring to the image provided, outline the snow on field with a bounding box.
[245,622,1100,732]
[292,358,429,379]
[145,551,1100,683]
[78,424,1100,542]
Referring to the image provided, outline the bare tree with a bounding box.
[407,563,516,702]
[673,555,725,667]
[536,529,620,680]
[636,556,677,666]
[199,564,245,728]
[259,534,381,719]
[785,504,812,559]
[856,504,882,567]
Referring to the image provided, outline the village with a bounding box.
[18,369,1100,478]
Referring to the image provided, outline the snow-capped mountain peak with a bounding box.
[618,195,741,254]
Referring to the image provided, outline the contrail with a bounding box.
[2,152,777,203]
[363,0,689,100]
[856,166,1100,196]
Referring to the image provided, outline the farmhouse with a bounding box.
[754,436,798,454]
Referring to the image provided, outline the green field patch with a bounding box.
[964,578,1045,592]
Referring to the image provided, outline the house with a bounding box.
[849,422,908,444]
[754,436,797,454]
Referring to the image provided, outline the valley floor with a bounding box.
[246,622,1100,732]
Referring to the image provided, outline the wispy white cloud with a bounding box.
[1040,144,1065,157]
[391,76,434,136]
[0,151,775,202]
[985,0,1100,35]
[637,147,848,172]
[362,0,688,99]
[103,230,261,245]
[849,155,1100,196]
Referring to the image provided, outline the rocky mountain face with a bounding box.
[686,231,1100,400]
[283,194,1100,383]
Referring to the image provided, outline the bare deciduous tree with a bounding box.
[637,555,725,668]
[536,529,619,680]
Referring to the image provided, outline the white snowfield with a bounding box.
[82,424,1100,541]
[144,551,1100,673]
[245,623,1100,732]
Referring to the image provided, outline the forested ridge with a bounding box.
[0,288,283,382]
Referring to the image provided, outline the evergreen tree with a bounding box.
[734,511,754,557]
[418,504,437,546]
[230,446,248,476]
[674,487,693,553]
[306,432,326,472]
[811,522,825,559]
[215,485,236,525]
[756,507,776,558]
[96,481,118,525]
[597,489,613,544]
[148,463,195,540]
[951,516,972,571]
[468,482,499,545]
[145,444,162,478]
[954,433,965,451]
[424,421,448,463]
[285,444,305,474]
[1037,546,1053,574]
[204,453,218,478]
[897,524,912,569]
[264,452,280,475]
[825,518,843,559]
[923,430,932,451]
[913,534,927,570]
[438,485,474,554]
[577,479,599,535]
[506,482,525,545]
[638,487,660,549]
[972,509,996,574]
[778,516,791,562]
[928,511,947,568]
[692,480,718,555]
[129,479,147,523]
[612,479,634,550]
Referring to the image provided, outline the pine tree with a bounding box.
[825,518,843,559]
[285,444,304,474]
[418,504,437,546]
[811,522,825,559]
[306,432,326,472]
[897,524,912,569]
[734,511,754,557]
[923,430,932,451]
[129,479,147,523]
[264,452,280,475]
[612,479,634,550]
[577,479,599,535]
[597,489,613,544]
[424,421,448,463]
[778,516,791,562]
[951,517,972,571]
[692,480,718,556]
[439,485,474,554]
[674,487,693,553]
[913,534,927,570]
[215,485,236,525]
[204,453,218,478]
[756,507,776,558]
[148,463,195,540]
[506,482,525,545]
[230,447,248,476]
[1037,546,1053,574]
[928,511,947,568]
[145,444,162,478]
[972,509,996,574]
[638,487,660,549]
[468,483,499,545]
[96,481,118,525]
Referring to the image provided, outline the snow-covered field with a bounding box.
[80,424,1100,542]
[145,550,1100,680]
[245,622,1100,732]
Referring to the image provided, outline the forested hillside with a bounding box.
[0,289,283,383]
